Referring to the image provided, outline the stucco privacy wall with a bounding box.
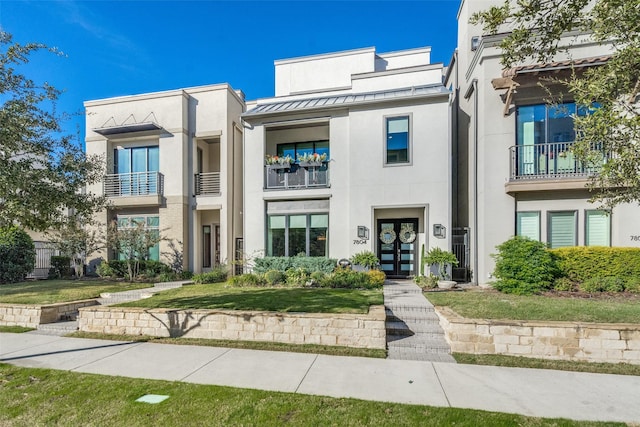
[78,305,386,349]
[0,300,98,328]
[436,307,640,365]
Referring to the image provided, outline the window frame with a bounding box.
[266,213,329,257]
[383,113,412,167]
[114,145,159,174]
[114,214,161,261]
[584,209,611,247]
[546,210,578,249]
[276,140,329,163]
[515,211,541,241]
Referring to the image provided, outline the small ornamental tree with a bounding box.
[492,236,560,295]
[0,226,36,284]
[46,217,104,278]
[106,220,164,281]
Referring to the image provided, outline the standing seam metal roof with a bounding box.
[243,84,449,117]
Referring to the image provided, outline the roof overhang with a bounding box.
[93,122,163,136]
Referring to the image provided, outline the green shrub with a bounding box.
[0,226,36,284]
[157,272,180,282]
[625,277,640,293]
[180,271,194,280]
[320,267,381,289]
[366,269,386,287]
[415,274,438,289]
[553,277,577,292]
[285,268,309,286]
[492,236,559,295]
[95,261,114,278]
[264,269,286,285]
[193,265,228,284]
[551,247,640,283]
[49,256,73,279]
[350,251,379,269]
[309,271,326,285]
[253,257,336,274]
[580,276,625,293]
[104,260,172,279]
[228,273,266,287]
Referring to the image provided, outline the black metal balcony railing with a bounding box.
[509,142,606,180]
[104,171,163,197]
[265,164,329,189]
[195,172,221,196]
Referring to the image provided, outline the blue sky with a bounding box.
[2,0,460,142]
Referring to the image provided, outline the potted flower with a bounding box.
[424,247,459,289]
[265,154,294,170]
[350,250,379,272]
[297,152,328,167]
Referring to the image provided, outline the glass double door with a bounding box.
[377,218,418,278]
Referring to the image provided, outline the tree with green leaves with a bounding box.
[472,0,640,207]
[0,31,106,231]
[46,217,105,278]
[106,220,164,281]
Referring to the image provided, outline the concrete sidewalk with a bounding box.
[1,333,639,423]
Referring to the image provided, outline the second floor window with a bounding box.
[385,116,410,165]
[114,146,159,174]
[516,102,597,146]
[277,141,329,162]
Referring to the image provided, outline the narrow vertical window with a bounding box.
[548,211,577,248]
[385,116,410,164]
[516,212,540,241]
[267,216,286,256]
[585,210,610,246]
[202,225,212,268]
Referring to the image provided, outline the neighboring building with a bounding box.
[447,0,640,285]
[84,84,245,274]
[242,47,452,278]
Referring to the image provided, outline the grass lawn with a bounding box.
[0,326,34,333]
[0,280,152,305]
[68,331,387,358]
[0,364,621,426]
[425,289,640,323]
[116,283,383,314]
[454,353,640,377]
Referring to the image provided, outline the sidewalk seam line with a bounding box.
[294,353,319,393]
[432,363,452,407]
[70,341,144,371]
[178,347,232,382]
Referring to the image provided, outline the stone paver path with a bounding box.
[384,280,455,363]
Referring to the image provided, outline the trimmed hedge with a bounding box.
[253,257,337,274]
[102,260,172,278]
[193,265,228,284]
[0,226,36,284]
[551,247,640,283]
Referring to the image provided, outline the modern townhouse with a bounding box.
[84,84,245,274]
[242,47,452,279]
[447,0,640,285]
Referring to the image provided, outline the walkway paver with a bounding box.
[384,280,455,363]
[1,332,639,423]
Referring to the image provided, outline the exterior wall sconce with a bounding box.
[357,226,369,240]
[433,224,446,238]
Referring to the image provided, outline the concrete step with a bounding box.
[31,321,79,336]
[385,311,440,324]
[386,321,448,337]
[386,335,452,352]
[387,347,456,363]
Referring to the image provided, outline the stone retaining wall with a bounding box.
[78,305,386,349]
[0,300,98,328]
[435,307,640,365]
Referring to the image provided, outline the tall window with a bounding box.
[516,212,540,241]
[585,210,611,246]
[385,116,410,164]
[277,141,329,161]
[547,211,577,249]
[114,146,159,195]
[115,215,160,261]
[267,214,328,257]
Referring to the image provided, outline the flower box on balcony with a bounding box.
[298,161,326,168]
[267,164,291,171]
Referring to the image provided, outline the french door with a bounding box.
[377,218,418,278]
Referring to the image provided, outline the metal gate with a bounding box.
[452,227,470,282]
[26,242,59,279]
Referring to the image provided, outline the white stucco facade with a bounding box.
[243,47,451,278]
[84,84,245,273]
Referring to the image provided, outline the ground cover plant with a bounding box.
[68,332,387,359]
[115,283,382,313]
[454,353,640,377]
[0,280,151,305]
[425,289,640,324]
[0,364,620,426]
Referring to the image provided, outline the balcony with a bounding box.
[103,171,163,206]
[507,142,605,193]
[265,164,329,190]
[195,172,221,196]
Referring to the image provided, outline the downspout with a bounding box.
[230,121,236,276]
